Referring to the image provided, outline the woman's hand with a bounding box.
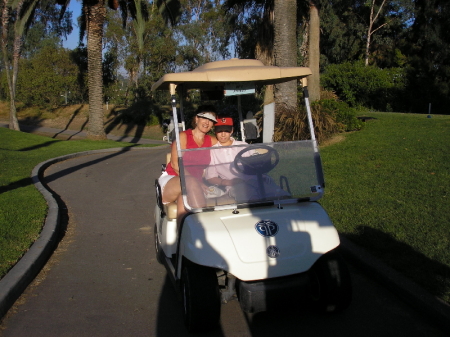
[221,178,243,186]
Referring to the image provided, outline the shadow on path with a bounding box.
[43,146,138,185]
[346,226,450,303]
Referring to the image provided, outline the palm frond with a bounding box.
[155,0,181,27]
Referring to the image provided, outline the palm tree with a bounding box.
[80,0,108,139]
[273,0,297,109]
[59,0,180,139]
[225,0,298,109]
[307,0,320,102]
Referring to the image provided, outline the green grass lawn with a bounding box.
[320,112,450,303]
[0,127,159,279]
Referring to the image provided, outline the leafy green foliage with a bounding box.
[314,99,362,132]
[15,45,79,108]
[318,0,414,68]
[405,0,450,114]
[174,0,232,70]
[103,7,177,102]
[321,61,407,111]
[21,0,74,58]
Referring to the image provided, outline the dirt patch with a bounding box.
[0,103,165,141]
[320,133,346,147]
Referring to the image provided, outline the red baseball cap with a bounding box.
[215,116,233,132]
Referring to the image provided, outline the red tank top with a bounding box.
[166,129,212,180]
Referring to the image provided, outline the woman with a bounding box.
[158,105,218,225]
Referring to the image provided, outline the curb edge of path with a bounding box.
[0,146,166,320]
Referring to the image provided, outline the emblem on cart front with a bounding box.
[266,245,280,258]
[255,220,279,237]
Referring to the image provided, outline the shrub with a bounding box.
[273,97,363,144]
[315,99,362,132]
[273,103,339,144]
[321,61,407,111]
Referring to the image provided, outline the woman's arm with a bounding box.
[170,131,187,175]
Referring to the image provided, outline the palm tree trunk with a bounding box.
[86,1,107,140]
[255,2,274,106]
[273,0,297,109]
[308,2,320,102]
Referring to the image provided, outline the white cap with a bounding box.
[196,112,217,122]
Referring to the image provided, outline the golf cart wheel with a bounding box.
[309,249,352,313]
[182,259,221,332]
[154,223,164,264]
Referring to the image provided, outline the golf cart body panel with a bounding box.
[178,203,339,281]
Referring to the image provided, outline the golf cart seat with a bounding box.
[155,179,178,220]
[164,202,177,220]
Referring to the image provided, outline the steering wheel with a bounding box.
[234,145,279,175]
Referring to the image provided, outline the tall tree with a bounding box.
[104,3,177,102]
[407,0,450,114]
[60,0,180,139]
[2,0,40,130]
[82,0,107,139]
[17,45,79,107]
[364,0,388,66]
[319,0,412,68]
[1,0,72,131]
[224,0,275,105]
[226,0,311,108]
[273,0,297,108]
[174,0,232,71]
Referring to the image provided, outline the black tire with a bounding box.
[154,223,164,264]
[309,249,352,313]
[181,260,221,332]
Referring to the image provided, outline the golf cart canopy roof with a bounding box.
[151,58,312,92]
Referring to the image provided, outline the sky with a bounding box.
[62,1,82,50]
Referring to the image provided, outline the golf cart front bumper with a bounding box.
[238,272,310,313]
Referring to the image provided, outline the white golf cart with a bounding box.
[153,59,352,332]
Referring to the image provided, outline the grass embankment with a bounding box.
[320,112,450,303]
[0,127,158,279]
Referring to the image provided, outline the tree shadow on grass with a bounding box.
[345,226,450,302]
[18,140,61,152]
[0,177,34,194]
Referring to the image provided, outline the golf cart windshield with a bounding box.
[152,58,324,212]
[179,140,324,211]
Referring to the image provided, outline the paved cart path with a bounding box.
[0,148,447,336]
